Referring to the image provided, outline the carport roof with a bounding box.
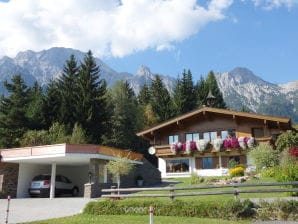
[0,143,143,165]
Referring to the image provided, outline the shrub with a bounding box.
[275,130,298,152]
[190,174,204,185]
[257,200,298,221]
[229,166,244,177]
[248,143,279,171]
[261,167,276,178]
[227,159,238,169]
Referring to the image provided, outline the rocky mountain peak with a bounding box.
[136,65,152,77]
[226,67,266,85]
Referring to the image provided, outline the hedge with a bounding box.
[84,199,298,221]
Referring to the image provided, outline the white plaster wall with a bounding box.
[57,165,89,196]
[17,164,51,198]
[196,168,228,177]
[158,158,166,178]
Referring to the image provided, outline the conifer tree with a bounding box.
[26,82,45,130]
[42,80,61,129]
[58,54,79,128]
[173,69,197,115]
[150,75,174,122]
[103,81,140,149]
[205,71,226,109]
[0,75,29,147]
[75,50,107,143]
[138,84,151,105]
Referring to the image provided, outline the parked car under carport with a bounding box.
[28,174,79,197]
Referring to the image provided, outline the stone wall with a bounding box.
[120,158,161,188]
[0,162,19,198]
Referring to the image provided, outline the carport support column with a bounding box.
[50,163,56,199]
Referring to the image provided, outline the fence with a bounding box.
[101,181,298,200]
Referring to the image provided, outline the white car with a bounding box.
[28,174,79,197]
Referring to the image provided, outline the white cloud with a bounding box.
[0,0,232,57]
[252,0,298,9]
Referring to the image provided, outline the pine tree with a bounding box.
[195,75,208,107]
[0,75,29,147]
[58,54,79,128]
[173,69,197,115]
[150,75,174,122]
[75,50,107,143]
[70,123,87,144]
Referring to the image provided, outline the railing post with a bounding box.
[233,185,239,199]
[111,185,116,198]
[5,195,11,224]
[149,205,154,224]
[169,184,175,201]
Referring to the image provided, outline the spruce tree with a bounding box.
[205,71,226,109]
[58,54,79,128]
[173,69,197,115]
[138,84,151,105]
[104,81,139,149]
[75,50,107,143]
[26,82,45,130]
[150,75,174,122]
[0,75,29,147]
[42,80,61,129]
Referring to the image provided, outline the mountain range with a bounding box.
[0,47,297,122]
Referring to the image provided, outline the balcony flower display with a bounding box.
[212,138,223,152]
[182,141,197,154]
[238,137,247,149]
[170,142,183,154]
[196,139,207,152]
[247,137,254,148]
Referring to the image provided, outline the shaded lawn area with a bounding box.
[22,214,250,224]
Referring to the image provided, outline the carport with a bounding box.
[0,144,143,199]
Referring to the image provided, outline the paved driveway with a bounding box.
[0,197,94,223]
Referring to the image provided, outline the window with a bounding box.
[202,157,213,169]
[252,128,264,138]
[221,129,236,139]
[166,159,189,173]
[186,133,200,141]
[168,135,179,144]
[203,131,217,142]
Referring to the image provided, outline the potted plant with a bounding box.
[136,175,144,187]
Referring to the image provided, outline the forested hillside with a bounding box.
[0,51,225,154]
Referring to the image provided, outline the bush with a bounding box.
[227,159,238,169]
[276,130,298,152]
[261,167,276,178]
[84,199,256,220]
[248,143,279,171]
[229,166,244,177]
[257,200,298,221]
[190,173,205,185]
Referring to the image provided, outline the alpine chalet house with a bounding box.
[137,105,293,178]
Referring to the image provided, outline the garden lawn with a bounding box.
[131,176,290,203]
[22,214,250,224]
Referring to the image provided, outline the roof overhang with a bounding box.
[137,107,292,140]
[0,144,143,165]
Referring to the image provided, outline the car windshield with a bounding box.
[32,175,51,181]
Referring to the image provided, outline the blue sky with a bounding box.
[0,0,297,83]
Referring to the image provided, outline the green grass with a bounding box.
[131,176,289,203]
[23,214,250,224]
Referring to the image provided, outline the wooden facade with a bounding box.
[137,107,293,177]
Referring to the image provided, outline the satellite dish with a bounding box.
[148,146,156,155]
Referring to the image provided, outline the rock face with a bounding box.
[0,47,175,95]
[216,67,298,122]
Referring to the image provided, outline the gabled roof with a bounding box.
[137,107,292,138]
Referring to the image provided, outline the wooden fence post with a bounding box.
[233,185,239,199]
[169,184,175,201]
